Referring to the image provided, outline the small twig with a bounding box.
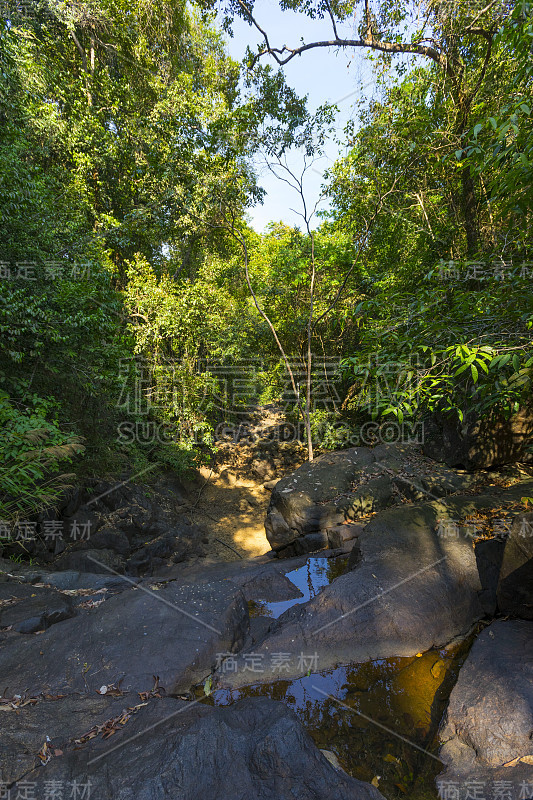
[213,537,244,559]
[186,506,218,522]
[192,468,214,509]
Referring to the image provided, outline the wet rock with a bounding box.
[19,697,385,800]
[497,512,533,618]
[0,577,248,696]
[438,620,533,789]
[217,499,485,688]
[0,583,74,634]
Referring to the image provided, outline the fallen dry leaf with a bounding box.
[37,740,53,766]
[78,598,106,609]
[73,702,149,745]
[138,675,166,702]
[96,679,125,697]
[0,694,39,711]
[503,756,522,768]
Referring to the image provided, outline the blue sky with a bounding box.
[221,1,379,231]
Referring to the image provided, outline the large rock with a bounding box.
[0,560,137,592]
[264,443,481,553]
[0,576,248,696]
[217,498,485,689]
[497,512,533,618]
[37,570,136,591]
[265,447,377,549]
[12,697,385,800]
[423,407,533,469]
[438,620,533,791]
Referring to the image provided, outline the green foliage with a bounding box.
[0,0,313,493]
[0,390,84,523]
[325,26,533,434]
[467,2,533,227]
[342,266,533,425]
[1,0,531,504]
[308,409,354,450]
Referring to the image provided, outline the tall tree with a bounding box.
[207,0,520,254]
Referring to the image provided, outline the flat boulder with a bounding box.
[438,620,533,793]
[0,582,74,634]
[0,576,248,696]
[16,696,385,800]
[1,694,126,785]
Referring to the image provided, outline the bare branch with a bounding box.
[253,34,452,77]
[465,33,494,111]
[464,0,501,32]
[324,0,339,39]
[69,29,88,73]
[313,177,400,327]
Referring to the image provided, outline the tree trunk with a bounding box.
[461,164,479,256]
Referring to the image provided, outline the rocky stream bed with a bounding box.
[1,415,532,800]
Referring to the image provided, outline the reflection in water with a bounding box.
[248,555,348,619]
[210,641,471,800]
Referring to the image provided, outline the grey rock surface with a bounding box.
[217,499,485,688]
[265,444,483,552]
[11,697,386,800]
[0,577,248,696]
[0,582,74,633]
[438,620,533,791]
[497,512,533,618]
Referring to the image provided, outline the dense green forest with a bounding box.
[1,0,532,522]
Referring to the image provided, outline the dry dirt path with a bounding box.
[184,406,307,561]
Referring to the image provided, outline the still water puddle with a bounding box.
[248,555,348,619]
[210,641,471,799]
